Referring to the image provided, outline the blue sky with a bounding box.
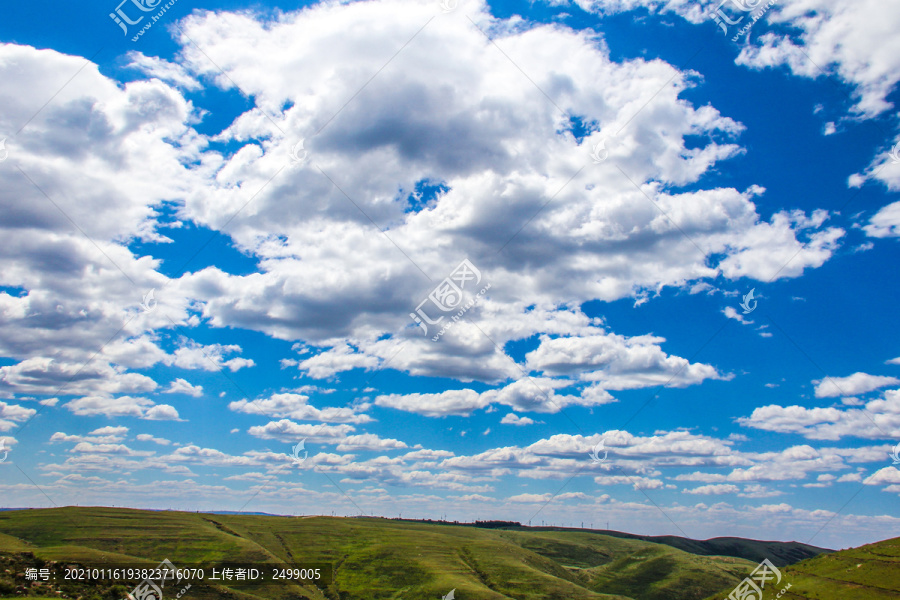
[1,0,900,550]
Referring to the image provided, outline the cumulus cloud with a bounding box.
[564,0,900,118]
[739,389,900,440]
[375,389,488,417]
[155,1,839,386]
[814,373,900,398]
[864,201,900,238]
[230,393,372,423]
[0,0,848,411]
[136,433,172,445]
[501,413,535,426]
[375,378,619,417]
[683,484,740,495]
[722,306,753,325]
[165,378,204,397]
[50,427,129,444]
[864,467,900,487]
[524,332,725,388]
[246,419,356,444]
[245,419,411,453]
[335,434,410,452]
[0,401,37,431]
[125,52,201,90]
[63,396,180,421]
[733,0,900,118]
[0,358,157,398]
[167,341,255,372]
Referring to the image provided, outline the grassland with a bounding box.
[0,507,874,600]
[702,536,900,600]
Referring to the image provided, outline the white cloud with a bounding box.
[63,395,180,421]
[145,405,181,421]
[739,389,900,440]
[246,419,356,444]
[375,389,487,417]
[0,357,157,398]
[125,52,201,90]
[70,442,154,457]
[230,393,372,423]
[155,2,839,384]
[864,201,900,238]
[136,433,172,446]
[165,378,204,397]
[524,332,725,388]
[722,306,752,325]
[168,341,255,373]
[501,413,535,426]
[375,378,617,417]
[564,0,900,119]
[864,467,900,486]
[50,427,129,445]
[593,474,664,490]
[335,434,409,452]
[561,1,900,196]
[0,402,37,431]
[733,0,900,118]
[0,0,857,416]
[91,426,128,436]
[814,373,900,398]
[683,484,740,495]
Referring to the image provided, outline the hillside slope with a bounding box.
[0,508,849,600]
[502,527,830,568]
[703,536,900,600]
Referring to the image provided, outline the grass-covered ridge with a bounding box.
[702,536,900,600]
[0,507,852,600]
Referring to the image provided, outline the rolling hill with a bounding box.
[0,507,861,600]
[703,536,900,600]
[503,527,828,568]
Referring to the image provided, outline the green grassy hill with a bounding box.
[582,530,828,567]
[703,537,900,600]
[0,507,856,600]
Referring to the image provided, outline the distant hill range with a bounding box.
[0,507,892,600]
[569,529,829,568]
[386,518,830,567]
